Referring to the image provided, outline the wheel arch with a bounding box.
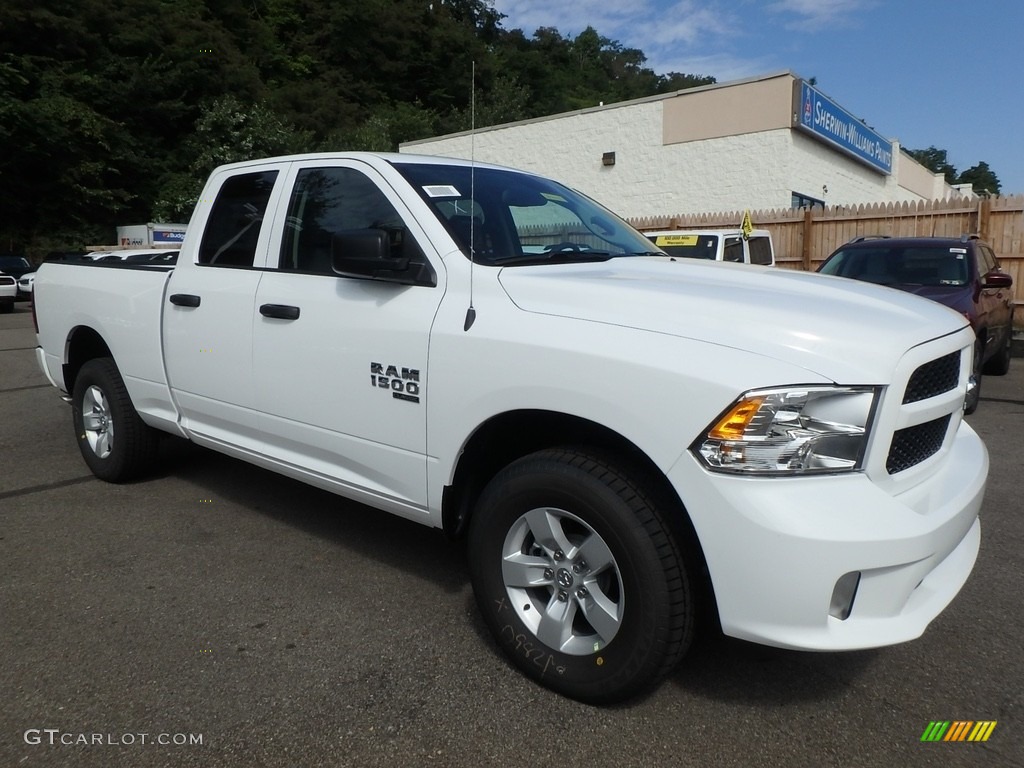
[443,409,718,631]
[63,325,113,394]
[445,411,700,547]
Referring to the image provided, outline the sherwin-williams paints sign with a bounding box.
[794,80,893,175]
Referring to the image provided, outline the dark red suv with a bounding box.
[818,235,1014,413]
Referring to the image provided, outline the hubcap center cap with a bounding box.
[555,568,574,588]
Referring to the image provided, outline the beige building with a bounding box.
[402,71,961,219]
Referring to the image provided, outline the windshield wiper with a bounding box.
[493,251,616,266]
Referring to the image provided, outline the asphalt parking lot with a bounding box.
[2,302,1022,768]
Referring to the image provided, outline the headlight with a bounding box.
[693,386,880,475]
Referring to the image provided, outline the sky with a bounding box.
[489,0,1024,195]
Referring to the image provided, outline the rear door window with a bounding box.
[199,171,279,267]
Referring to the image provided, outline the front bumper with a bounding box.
[670,420,987,650]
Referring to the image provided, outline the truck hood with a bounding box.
[497,258,969,383]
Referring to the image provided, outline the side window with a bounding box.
[199,171,278,267]
[748,237,773,265]
[279,167,420,274]
[977,245,997,276]
[723,237,743,262]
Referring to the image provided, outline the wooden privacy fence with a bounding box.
[631,195,1024,326]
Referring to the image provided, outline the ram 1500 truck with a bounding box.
[33,152,988,704]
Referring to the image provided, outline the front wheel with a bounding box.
[72,357,159,482]
[467,448,692,703]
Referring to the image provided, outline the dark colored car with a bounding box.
[817,235,1014,413]
[0,255,34,279]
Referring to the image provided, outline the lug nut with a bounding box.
[553,550,564,561]
[557,591,568,602]
[576,587,588,599]
[543,568,554,580]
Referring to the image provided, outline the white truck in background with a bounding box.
[645,228,775,265]
[115,222,187,248]
[32,152,986,703]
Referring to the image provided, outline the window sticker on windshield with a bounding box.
[541,192,567,203]
[655,235,699,247]
[949,248,967,254]
[423,185,461,198]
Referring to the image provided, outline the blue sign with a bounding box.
[796,81,892,175]
[153,230,186,242]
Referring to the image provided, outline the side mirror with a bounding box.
[331,228,409,280]
[983,269,1013,289]
[331,228,436,287]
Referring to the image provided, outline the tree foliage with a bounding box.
[956,161,1001,196]
[907,146,1001,195]
[1,0,722,254]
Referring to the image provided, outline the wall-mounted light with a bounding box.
[602,152,616,166]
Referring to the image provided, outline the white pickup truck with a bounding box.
[33,152,987,703]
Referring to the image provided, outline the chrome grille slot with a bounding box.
[903,351,960,404]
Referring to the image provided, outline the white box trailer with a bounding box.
[116,223,187,248]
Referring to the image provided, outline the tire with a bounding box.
[467,448,692,704]
[982,331,1012,376]
[71,357,159,482]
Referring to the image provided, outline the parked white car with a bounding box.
[17,272,35,296]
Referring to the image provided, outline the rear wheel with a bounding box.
[72,357,159,482]
[467,448,692,703]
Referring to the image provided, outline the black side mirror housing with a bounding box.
[331,228,435,287]
[982,269,1013,289]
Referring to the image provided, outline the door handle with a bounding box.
[259,303,300,320]
[169,293,201,307]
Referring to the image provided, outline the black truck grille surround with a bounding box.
[886,415,952,474]
[903,351,960,404]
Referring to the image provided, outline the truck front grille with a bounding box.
[886,415,951,474]
[903,351,960,404]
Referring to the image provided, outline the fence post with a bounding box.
[979,197,992,241]
[802,207,814,271]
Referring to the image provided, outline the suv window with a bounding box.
[977,244,997,277]
[199,171,278,267]
[279,167,421,274]
[820,246,969,286]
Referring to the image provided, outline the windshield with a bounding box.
[393,162,661,266]
[819,246,970,286]
[0,256,31,270]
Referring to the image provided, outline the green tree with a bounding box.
[956,161,1001,196]
[0,0,719,255]
[153,96,311,221]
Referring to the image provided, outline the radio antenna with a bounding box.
[463,60,477,331]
